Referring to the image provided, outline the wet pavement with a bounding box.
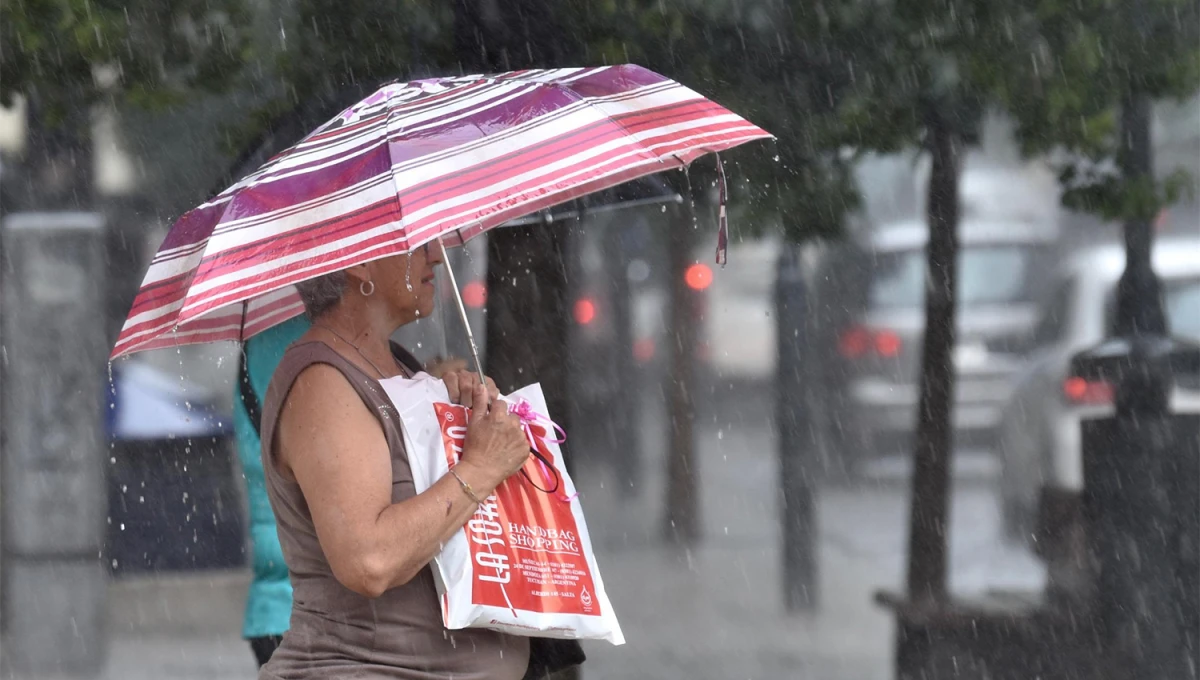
[3,382,1042,680]
[571,384,1043,680]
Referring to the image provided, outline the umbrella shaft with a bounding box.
[437,238,487,383]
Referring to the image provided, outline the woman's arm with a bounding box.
[276,365,527,598]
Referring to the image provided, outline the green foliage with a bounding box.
[992,0,1200,221]
[1061,165,1195,221]
[535,0,869,241]
[273,0,451,99]
[0,0,252,125]
[225,0,450,155]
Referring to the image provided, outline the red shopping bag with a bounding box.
[383,377,623,644]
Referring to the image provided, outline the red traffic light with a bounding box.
[685,263,713,291]
[462,281,488,308]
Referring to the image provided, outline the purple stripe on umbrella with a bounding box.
[249,83,540,186]
[233,81,686,211]
[224,142,394,222]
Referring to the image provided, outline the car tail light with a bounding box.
[838,325,902,360]
[838,326,872,359]
[1062,376,1114,405]
[874,330,902,358]
[573,297,597,325]
[633,338,656,363]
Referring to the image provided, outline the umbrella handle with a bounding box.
[436,237,488,385]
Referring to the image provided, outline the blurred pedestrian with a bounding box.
[233,315,311,667]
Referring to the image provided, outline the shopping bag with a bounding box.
[381,375,624,644]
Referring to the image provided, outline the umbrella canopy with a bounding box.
[112,65,771,359]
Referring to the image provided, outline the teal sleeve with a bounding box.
[232,315,310,638]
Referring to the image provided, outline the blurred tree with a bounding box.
[235,0,450,151]
[991,2,1200,675]
[542,0,867,543]
[771,0,1043,605]
[990,0,1199,334]
[0,0,252,207]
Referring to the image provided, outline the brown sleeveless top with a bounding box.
[258,341,529,680]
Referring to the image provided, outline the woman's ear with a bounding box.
[343,262,372,286]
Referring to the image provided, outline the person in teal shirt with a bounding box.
[231,315,311,667]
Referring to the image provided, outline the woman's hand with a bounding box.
[442,370,500,411]
[425,356,467,379]
[458,384,530,489]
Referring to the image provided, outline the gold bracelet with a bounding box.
[449,467,484,505]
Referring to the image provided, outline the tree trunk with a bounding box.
[483,224,574,461]
[1112,91,1165,337]
[664,184,701,545]
[604,221,641,496]
[454,0,575,451]
[904,112,961,602]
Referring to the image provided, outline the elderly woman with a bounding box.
[258,243,534,679]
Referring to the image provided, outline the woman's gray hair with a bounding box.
[294,271,348,319]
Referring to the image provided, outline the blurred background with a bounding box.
[1,1,1198,678]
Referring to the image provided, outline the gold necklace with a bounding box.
[314,324,400,379]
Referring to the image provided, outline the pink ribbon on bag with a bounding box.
[507,398,576,502]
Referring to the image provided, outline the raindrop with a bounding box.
[772,155,780,162]
[405,253,414,293]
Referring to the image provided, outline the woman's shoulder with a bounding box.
[264,341,365,434]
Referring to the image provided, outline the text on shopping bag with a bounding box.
[435,402,602,616]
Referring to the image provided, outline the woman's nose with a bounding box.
[425,242,444,265]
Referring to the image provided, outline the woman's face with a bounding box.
[371,243,444,321]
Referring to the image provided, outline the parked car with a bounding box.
[996,235,1200,538]
[810,218,1060,473]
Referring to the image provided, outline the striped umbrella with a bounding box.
[112,65,771,362]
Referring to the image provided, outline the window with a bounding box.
[1166,279,1200,340]
[868,245,1048,310]
[1101,278,1200,340]
[1032,279,1075,346]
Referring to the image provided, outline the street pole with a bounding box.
[664,187,701,545]
[1,212,108,675]
[775,242,818,612]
